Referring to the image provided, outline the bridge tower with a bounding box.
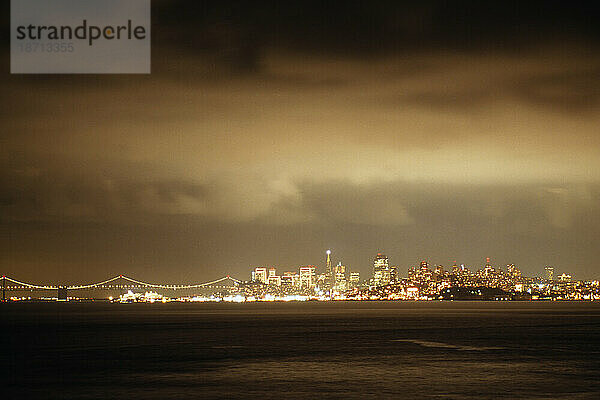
[2,275,5,302]
[58,286,68,301]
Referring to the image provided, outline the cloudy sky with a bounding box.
[2,1,600,283]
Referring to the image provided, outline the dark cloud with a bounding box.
[398,89,493,111]
[0,158,210,223]
[512,68,600,113]
[152,1,600,54]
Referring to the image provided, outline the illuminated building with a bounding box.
[299,265,316,289]
[515,283,524,292]
[507,264,521,279]
[334,262,347,291]
[407,266,416,280]
[268,275,281,287]
[558,272,571,282]
[349,272,360,288]
[373,253,390,286]
[252,267,268,283]
[325,250,334,288]
[417,261,433,282]
[452,261,459,275]
[405,287,419,299]
[281,272,299,289]
[484,257,494,276]
[316,273,327,288]
[545,266,555,281]
[389,266,398,284]
[266,268,281,286]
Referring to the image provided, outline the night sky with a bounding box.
[2,1,600,284]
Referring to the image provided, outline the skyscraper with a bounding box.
[545,266,554,281]
[373,253,390,286]
[299,265,316,289]
[507,264,521,279]
[334,262,347,291]
[325,249,334,288]
[389,266,398,284]
[349,272,360,288]
[484,257,494,276]
[452,261,459,275]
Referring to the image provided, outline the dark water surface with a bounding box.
[2,301,600,399]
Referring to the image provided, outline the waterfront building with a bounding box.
[252,267,268,283]
[268,275,281,286]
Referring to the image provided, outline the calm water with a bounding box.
[2,301,600,399]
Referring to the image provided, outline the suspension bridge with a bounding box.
[0,274,243,301]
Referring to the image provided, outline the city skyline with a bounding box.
[233,249,592,302]
[2,247,590,302]
[0,248,577,287]
[0,251,579,283]
[248,251,573,284]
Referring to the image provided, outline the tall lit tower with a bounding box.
[544,266,554,281]
[452,261,459,275]
[373,253,390,286]
[325,249,333,288]
[484,257,494,276]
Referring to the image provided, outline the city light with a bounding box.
[2,252,598,303]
